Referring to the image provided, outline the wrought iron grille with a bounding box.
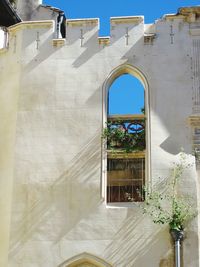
[105,115,145,152]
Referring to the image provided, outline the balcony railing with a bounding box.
[103,114,145,153]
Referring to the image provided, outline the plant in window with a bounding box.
[102,120,145,153]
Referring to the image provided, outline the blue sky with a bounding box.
[108,76,144,115]
[43,0,200,115]
[43,0,200,36]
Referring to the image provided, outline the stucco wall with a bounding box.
[0,29,21,266]
[0,7,200,267]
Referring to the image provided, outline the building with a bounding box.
[0,0,200,266]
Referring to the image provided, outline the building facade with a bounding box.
[0,1,200,266]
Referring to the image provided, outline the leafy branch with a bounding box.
[143,153,197,231]
[102,120,145,153]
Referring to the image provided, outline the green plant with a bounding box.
[143,153,197,231]
[102,121,145,153]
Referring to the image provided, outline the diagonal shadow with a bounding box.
[67,24,95,46]
[9,130,103,259]
[103,209,173,267]
[24,34,62,74]
[72,30,100,68]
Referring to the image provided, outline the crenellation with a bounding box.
[4,9,200,50]
[52,38,66,47]
[98,37,110,46]
[67,18,99,27]
[164,14,185,22]
[163,7,200,23]
[66,18,99,47]
[110,16,143,25]
[2,6,200,52]
[110,17,144,46]
[8,20,54,33]
[179,6,200,16]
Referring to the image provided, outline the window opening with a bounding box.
[105,74,146,203]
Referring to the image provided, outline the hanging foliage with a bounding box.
[143,153,197,231]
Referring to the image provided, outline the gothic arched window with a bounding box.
[104,69,147,204]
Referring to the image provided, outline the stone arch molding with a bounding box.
[102,63,149,121]
[103,63,149,94]
[58,252,113,267]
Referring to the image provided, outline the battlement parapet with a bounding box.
[52,38,66,47]
[1,6,200,54]
[8,20,54,34]
[98,36,110,46]
[67,18,99,27]
[66,18,99,46]
[110,16,143,25]
[164,6,200,22]
[110,16,144,45]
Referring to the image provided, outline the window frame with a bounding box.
[102,64,151,206]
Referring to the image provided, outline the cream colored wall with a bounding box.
[0,30,21,266]
[0,8,200,267]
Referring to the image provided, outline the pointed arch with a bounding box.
[58,252,113,267]
[102,64,149,123]
[102,64,151,201]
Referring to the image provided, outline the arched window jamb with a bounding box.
[101,64,151,202]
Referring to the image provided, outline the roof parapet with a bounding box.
[98,36,110,46]
[67,18,99,27]
[110,16,143,25]
[8,20,54,33]
[178,6,200,15]
[164,6,200,22]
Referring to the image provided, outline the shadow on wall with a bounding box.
[71,24,138,68]
[67,24,95,46]
[22,20,191,155]
[24,34,62,74]
[9,130,102,259]
[102,209,174,267]
[119,32,191,155]
[72,30,100,68]
[8,21,196,266]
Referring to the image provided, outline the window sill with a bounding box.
[107,150,145,159]
[106,202,142,209]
